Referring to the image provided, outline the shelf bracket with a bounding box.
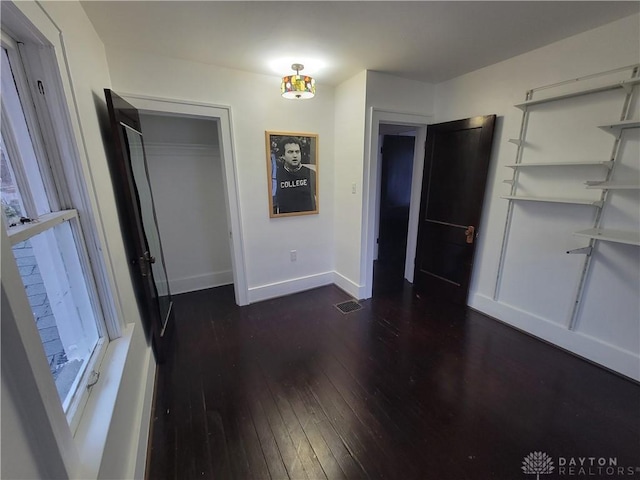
[503,179,514,185]
[508,139,523,146]
[566,246,592,256]
[622,83,635,94]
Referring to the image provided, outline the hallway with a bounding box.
[146,284,640,479]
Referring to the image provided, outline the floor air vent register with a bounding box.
[334,300,363,314]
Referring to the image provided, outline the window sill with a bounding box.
[72,323,134,479]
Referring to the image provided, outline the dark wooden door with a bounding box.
[414,115,496,305]
[104,89,173,362]
[375,135,415,292]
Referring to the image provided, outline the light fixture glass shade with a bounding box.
[281,74,315,99]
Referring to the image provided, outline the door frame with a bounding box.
[120,93,249,306]
[362,108,432,299]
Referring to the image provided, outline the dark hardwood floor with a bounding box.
[146,283,640,480]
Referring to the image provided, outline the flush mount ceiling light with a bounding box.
[281,63,315,99]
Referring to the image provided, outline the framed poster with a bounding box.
[266,131,319,217]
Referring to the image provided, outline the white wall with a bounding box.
[1,372,45,479]
[332,71,369,295]
[434,14,640,380]
[2,1,155,478]
[140,114,233,294]
[361,72,434,296]
[333,71,436,297]
[366,71,434,114]
[105,48,336,302]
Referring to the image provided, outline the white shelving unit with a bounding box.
[494,65,640,330]
[573,120,640,254]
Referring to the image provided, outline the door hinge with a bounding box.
[37,80,45,95]
[138,251,155,277]
[138,256,149,277]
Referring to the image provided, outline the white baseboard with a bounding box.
[167,271,234,295]
[332,271,364,299]
[247,271,334,304]
[470,292,640,382]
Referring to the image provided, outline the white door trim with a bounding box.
[362,108,432,299]
[119,93,249,306]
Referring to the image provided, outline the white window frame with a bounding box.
[1,2,127,440]
[11,41,123,334]
[1,34,111,434]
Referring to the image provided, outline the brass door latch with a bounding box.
[465,226,476,244]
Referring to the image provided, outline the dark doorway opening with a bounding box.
[373,131,416,295]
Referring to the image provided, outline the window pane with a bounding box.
[1,136,26,224]
[12,220,100,409]
[1,48,50,217]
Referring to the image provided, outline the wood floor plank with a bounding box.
[261,371,329,480]
[235,398,273,480]
[295,380,361,468]
[250,369,310,480]
[246,386,290,479]
[282,379,350,480]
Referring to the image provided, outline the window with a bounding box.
[1,35,109,432]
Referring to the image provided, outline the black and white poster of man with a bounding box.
[266,132,319,218]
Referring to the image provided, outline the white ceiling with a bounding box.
[81,1,639,86]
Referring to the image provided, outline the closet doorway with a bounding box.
[140,113,233,297]
[122,94,248,306]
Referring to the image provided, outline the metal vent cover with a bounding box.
[334,300,363,314]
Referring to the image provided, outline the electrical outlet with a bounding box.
[290,250,297,262]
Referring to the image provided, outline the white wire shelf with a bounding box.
[501,195,603,207]
[598,120,640,134]
[585,181,640,190]
[505,160,613,169]
[573,228,640,246]
[514,77,640,110]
